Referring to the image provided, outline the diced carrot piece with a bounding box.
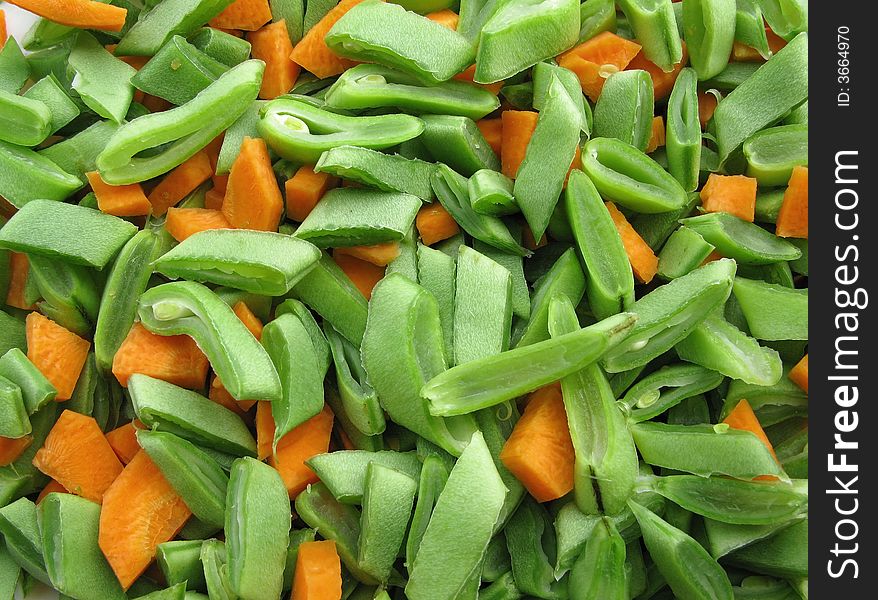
[476,118,503,157]
[332,252,385,300]
[32,410,124,503]
[209,374,256,415]
[698,92,718,129]
[0,435,32,466]
[5,252,35,310]
[233,301,264,340]
[416,203,460,246]
[605,202,659,284]
[165,207,232,242]
[255,400,273,460]
[111,323,209,389]
[269,405,334,498]
[0,10,6,50]
[105,421,144,465]
[99,450,192,590]
[723,399,779,465]
[333,242,400,267]
[209,0,272,30]
[6,0,127,32]
[86,171,151,217]
[290,0,369,78]
[147,151,213,216]
[775,166,808,239]
[500,384,574,502]
[292,540,343,600]
[26,312,90,401]
[249,19,300,99]
[425,9,459,30]
[500,110,538,179]
[626,42,688,101]
[558,31,642,101]
[36,479,67,504]
[454,64,504,95]
[701,249,724,266]
[222,137,284,231]
[789,354,808,393]
[700,173,758,222]
[523,225,547,250]
[204,187,226,211]
[285,166,339,222]
[645,116,666,154]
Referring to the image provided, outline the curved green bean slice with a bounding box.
[665,68,701,192]
[0,90,52,147]
[468,169,517,216]
[27,254,100,337]
[479,571,524,600]
[532,61,592,136]
[324,64,499,120]
[734,0,770,60]
[258,96,424,164]
[594,70,654,152]
[680,213,801,265]
[505,497,568,600]
[756,0,807,40]
[579,0,617,42]
[645,475,807,525]
[420,114,500,176]
[628,500,734,600]
[0,348,55,414]
[581,137,688,214]
[619,364,724,423]
[602,258,736,372]
[682,0,736,80]
[569,518,628,600]
[274,299,330,377]
[406,456,449,569]
[732,277,808,341]
[724,519,808,578]
[306,450,421,504]
[153,230,320,296]
[324,323,385,436]
[137,430,229,529]
[97,60,264,184]
[724,366,807,426]
[0,497,50,585]
[566,170,634,320]
[315,145,436,202]
[656,225,715,280]
[617,0,683,72]
[424,311,636,416]
[138,281,282,401]
[361,273,478,456]
[703,516,803,560]
[200,538,235,600]
[742,125,808,186]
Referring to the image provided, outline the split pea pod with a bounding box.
[568,518,628,600]
[324,323,385,437]
[665,68,702,192]
[618,363,724,423]
[680,213,802,265]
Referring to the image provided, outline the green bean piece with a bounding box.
[732,277,808,341]
[724,367,807,427]
[724,519,807,578]
[514,75,582,241]
[325,64,499,120]
[116,0,236,56]
[0,315,24,373]
[189,27,253,66]
[482,533,512,582]
[710,32,807,164]
[362,274,478,455]
[21,75,79,135]
[295,482,380,584]
[424,311,636,416]
[68,33,136,123]
[731,576,800,599]
[468,169,517,217]
[431,165,529,257]
[258,96,424,163]
[405,456,449,570]
[199,538,235,600]
[358,462,418,583]
[620,364,724,423]
[625,540,648,598]
[0,498,50,585]
[594,70,654,151]
[138,282,282,401]
[157,230,321,296]
[665,68,701,192]
[0,38,29,93]
[656,225,715,280]
[499,81,534,109]
[581,137,688,214]
[578,0,616,42]
[676,310,783,385]
[617,0,683,71]
[703,516,803,560]
[505,497,569,600]
[97,60,263,184]
[753,189,785,224]
[38,119,118,184]
[549,295,639,516]
[306,450,421,504]
[385,223,419,282]
[0,348,56,414]
[680,213,801,265]
[630,422,786,479]
[38,493,127,600]
[0,89,52,147]
[742,125,808,186]
[27,254,101,337]
[602,259,736,372]
[632,192,700,251]
[569,518,628,600]
[129,375,257,457]
[315,145,436,201]
[0,376,29,438]
[420,114,501,176]
[532,62,592,135]
[0,141,82,208]
[273,299,329,376]
[132,36,228,106]
[157,540,207,592]
[784,100,808,125]
[281,528,317,591]
[417,244,457,361]
[566,170,635,320]
[453,246,513,366]
[291,252,369,346]
[474,238,531,321]
[406,431,506,600]
[734,0,771,60]
[324,323,385,436]
[756,0,807,40]
[479,571,524,600]
[475,404,526,530]
[682,0,736,80]
[629,500,734,600]
[225,457,291,600]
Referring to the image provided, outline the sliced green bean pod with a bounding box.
[315,145,436,202]
[131,35,228,106]
[514,247,585,347]
[569,518,628,600]
[115,0,235,56]
[0,498,49,585]
[274,299,331,377]
[27,254,100,337]
[665,68,702,192]
[21,75,78,135]
[619,363,724,423]
[482,533,512,582]
[682,0,736,80]
[632,192,700,251]
[0,38,30,93]
[724,367,807,426]
[157,540,207,592]
[703,516,803,559]
[420,114,500,176]
[138,281,282,401]
[38,119,120,184]
[385,223,419,282]
[475,404,525,530]
[505,497,569,600]
[406,456,450,569]
[0,89,52,147]
[617,0,684,72]
[723,519,808,578]
[532,61,592,135]
[735,0,771,60]
[742,125,808,186]
[189,27,253,67]
[594,70,654,151]
[280,528,317,592]
[756,0,808,40]
[732,277,808,341]
[216,99,266,174]
[68,33,136,124]
[0,375,30,439]
[468,169,517,217]
[324,323,385,436]
[479,571,523,600]
[681,213,801,265]
[579,0,617,42]
[306,450,421,504]
[1,135,82,208]
[325,384,384,452]
[0,348,56,414]
[474,237,531,321]
[199,538,235,600]
[656,225,715,280]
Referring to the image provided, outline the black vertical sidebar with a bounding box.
[810,2,877,597]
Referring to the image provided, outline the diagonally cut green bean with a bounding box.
[680,213,801,265]
[416,244,457,361]
[619,363,724,423]
[274,299,331,378]
[505,497,569,599]
[732,277,808,341]
[324,322,385,437]
[617,0,683,71]
[315,144,436,202]
[27,254,101,337]
[568,518,628,600]
[665,68,701,192]
[682,0,736,80]
[306,450,421,504]
[594,69,654,151]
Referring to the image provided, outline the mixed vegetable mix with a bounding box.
[0,0,808,599]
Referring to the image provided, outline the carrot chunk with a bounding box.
[209,375,256,415]
[789,354,809,393]
[233,301,264,340]
[222,137,284,231]
[5,252,35,310]
[86,171,151,217]
[209,0,272,31]
[500,384,574,503]
[645,116,666,154]
[333,242,400,267]
[416,203,460,246]
[775,166,808,238]
[26,312,90,401]
[0,435,32,466]
[500,110,538,179]
[165,207,232,242]
[290,0,368,78]
[332,252,385,300]
[700,173,758,222]
[147,151,213,216]
[605,202,659,284]
[269,405,334,498]
[292,540,343,600]
[698,91,718,129]
[558,31,642,101]
[626,42,688,100]
[476,118,503,157]
[723,399,779,463]
[249,19,300,99]
[285,166,339,222]
[32,410,124,503]
[256,400,274,460]
[111,323,209,389]
[99,450,192,590]
[5,0,127,32]
[105,421,144,465]
[0,10,6,49]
